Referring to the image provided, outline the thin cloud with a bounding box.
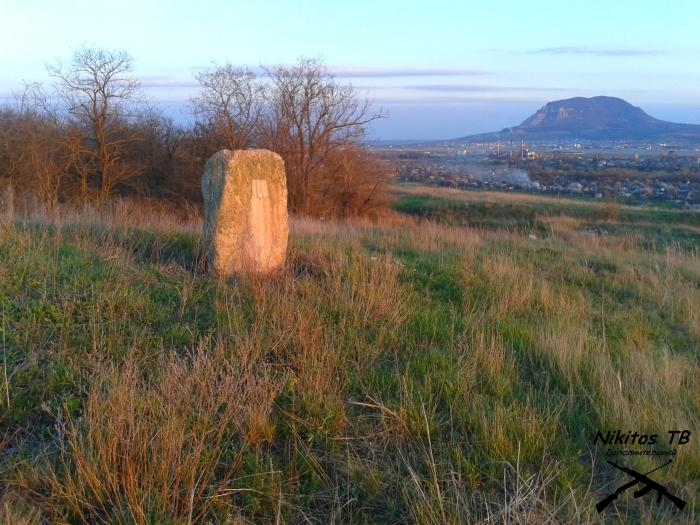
[405,84,575,93]
[374,95,549,105]
[150,67,488,86]
[136,76,199,89]
[532,46,665,56]
[326,67,488,78]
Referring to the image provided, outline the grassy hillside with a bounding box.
[394,185,700,251]
[0,192,698,524]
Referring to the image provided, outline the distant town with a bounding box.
[376,140,700,210]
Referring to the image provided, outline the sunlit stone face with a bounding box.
[201,150,288,276]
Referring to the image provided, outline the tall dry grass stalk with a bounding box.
[36,344,283,524]
[0,181,13,228]
[16,196,201,233]
[0,491,42,525]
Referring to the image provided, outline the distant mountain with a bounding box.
[456,96,700,143]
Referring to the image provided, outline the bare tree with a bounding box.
[0,52,393,217]
[191,64,264,151]
[262,57,384,214]
[48,47,143,202]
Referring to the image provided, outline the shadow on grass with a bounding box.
[20,222,207,271]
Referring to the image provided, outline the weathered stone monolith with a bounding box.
[0,181,13,228]
[201,149,288,276]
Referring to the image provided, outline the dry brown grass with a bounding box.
[1,195,699,523]
[394,184,618,209]
[0,181,13,229]
[15,196,202,233]
[0,491,43,525]
[28,345,282,524]
[540,215,583,241]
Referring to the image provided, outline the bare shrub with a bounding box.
[0,84,69,208]
[310,146,393,218]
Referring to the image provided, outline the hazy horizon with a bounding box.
[2,0,699,140]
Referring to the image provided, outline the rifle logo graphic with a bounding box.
[596,460,686,513]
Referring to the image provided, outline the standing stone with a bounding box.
[0,181,13,228]
[201,149,288,276]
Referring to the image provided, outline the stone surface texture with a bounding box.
[201,149,288,276]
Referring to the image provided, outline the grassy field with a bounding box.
[393,185,700,251]
[0,190,698,524]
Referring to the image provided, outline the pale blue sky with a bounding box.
[2,0,699,139]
